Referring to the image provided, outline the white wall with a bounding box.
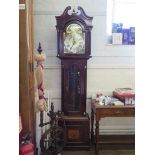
[33,0,135,136]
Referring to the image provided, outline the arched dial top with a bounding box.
[64,24,85,54]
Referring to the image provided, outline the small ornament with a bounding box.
[37,42,43,54]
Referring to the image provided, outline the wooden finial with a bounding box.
[37,42,43,54]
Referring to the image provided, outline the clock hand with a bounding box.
[70,38,76,50]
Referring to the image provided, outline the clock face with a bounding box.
[64,24,85,54]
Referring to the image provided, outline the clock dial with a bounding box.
[64,24,85,54]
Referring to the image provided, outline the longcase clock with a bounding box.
[55,6,93,149]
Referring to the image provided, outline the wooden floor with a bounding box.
[63,144,135,155]
[63,150,134,155]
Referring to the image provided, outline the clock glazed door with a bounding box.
[62,59,87,116]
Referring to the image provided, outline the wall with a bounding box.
[33,0,135,136]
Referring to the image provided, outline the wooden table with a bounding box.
[91,99,135,155]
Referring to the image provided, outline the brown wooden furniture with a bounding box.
[91,99,135,155]
[19,0,35,143]
[55,6,93,149]
[62,115,90,150]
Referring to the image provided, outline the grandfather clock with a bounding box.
[55,6,93,149]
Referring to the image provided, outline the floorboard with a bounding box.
[62,144,135,155]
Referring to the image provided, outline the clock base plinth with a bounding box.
[62,115,90,150]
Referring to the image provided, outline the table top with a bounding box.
[92,99,135,109]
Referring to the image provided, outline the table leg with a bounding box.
[95,120,99,155]
[91,108,94,143]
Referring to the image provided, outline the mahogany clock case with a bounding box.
[55,6,93,150]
